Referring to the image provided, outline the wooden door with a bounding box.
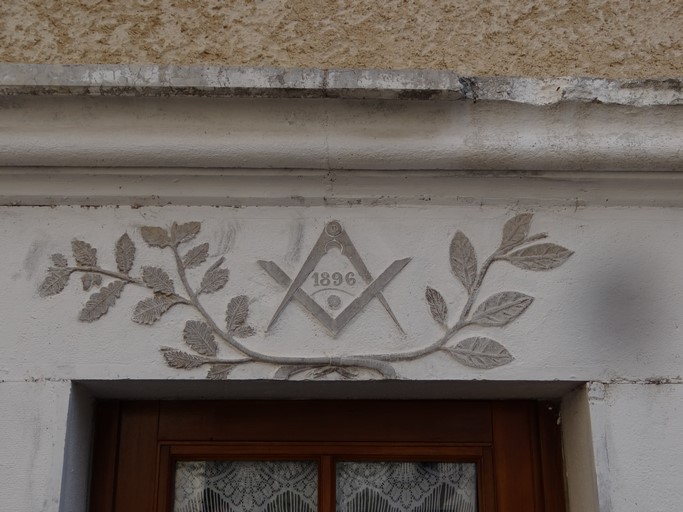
[90,400,565,512]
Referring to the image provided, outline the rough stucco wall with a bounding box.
[1,1,681,78]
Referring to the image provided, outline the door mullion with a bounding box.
[319,455,335,512]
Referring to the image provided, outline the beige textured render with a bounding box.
[1,0,681,78]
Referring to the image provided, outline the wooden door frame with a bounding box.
[90,400,566,512]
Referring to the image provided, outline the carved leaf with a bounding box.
[161,348,206,369]
[182,243,209,269]
[71,240,97,267]
[500,213,533,251]
[425,286,448,326]
[171,221,201,245]
[226,295,249,331]
[79,280,126,322]
[81,272,102,291]
[274,365,311,380]
[132,295,177,325]
[233,325,256,338]
[207,364,234,380]
[115,233,136,273]
[183,320,217,356]
[310,366,337,378]
[200,261,229,294]
[445,337,514,369]
[507,243,573,271]
[39,268,70,297]
[142,266,175,295]
[336,367,360,379]
[309,366,359,380]
[140,226,171,248]
[449,231,477,294]
[470,291,533,327]
[51,253,68,267]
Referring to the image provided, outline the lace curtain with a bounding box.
[173,460,477,512]
[174,461,318,512]
[336,462,477,512]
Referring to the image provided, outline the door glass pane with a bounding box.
[336,461,477,512]
[174,460,318,512]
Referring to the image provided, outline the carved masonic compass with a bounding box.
[258,220,411,336]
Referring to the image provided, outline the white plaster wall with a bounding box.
[0,381,71,512]
[587,383,683,511]
[562,385,600,512]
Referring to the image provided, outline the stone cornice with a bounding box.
[0,64,681,106]
[0,93,681,172]
[0,65,681,201]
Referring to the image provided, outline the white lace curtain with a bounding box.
[337,462,477,512]
[174,461,318,512]
[174,460,477,512]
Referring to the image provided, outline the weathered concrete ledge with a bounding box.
[0,64,681,106]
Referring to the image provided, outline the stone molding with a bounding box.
[3,169,683,208]
[1,65,681,202]
[0,64,681,106]
[1,94,681,173]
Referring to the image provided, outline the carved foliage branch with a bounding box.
[38,214,573,379]
[425,213,573,369]
[38,222,255,379]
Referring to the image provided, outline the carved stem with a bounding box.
[68,266,192,305]
[194,356,252,365]
[379,232,547,361]
[68,266,142,285]
[459,253,499,322]
[372,246,502,361]
[170,247,397,378]
[167,232,546,375]
[370,320,469,362]
[457,233,546,326]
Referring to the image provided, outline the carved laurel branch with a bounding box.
[423,213,573,370]
[38,214,572,380]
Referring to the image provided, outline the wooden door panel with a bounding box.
[491,402,538,512]
[158,400,492,443]
[89,402,120,512]
[113,402,160,512]
[90,400,565,512]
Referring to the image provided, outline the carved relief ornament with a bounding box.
[38,214,573,380]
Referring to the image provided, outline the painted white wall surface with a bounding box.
[587,383,683,512]
[0,381,71,512]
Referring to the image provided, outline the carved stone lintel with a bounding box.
[37,214,573,379]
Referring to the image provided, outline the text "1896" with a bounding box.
[311,272,356,286]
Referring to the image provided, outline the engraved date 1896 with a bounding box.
[311,271,356,287]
